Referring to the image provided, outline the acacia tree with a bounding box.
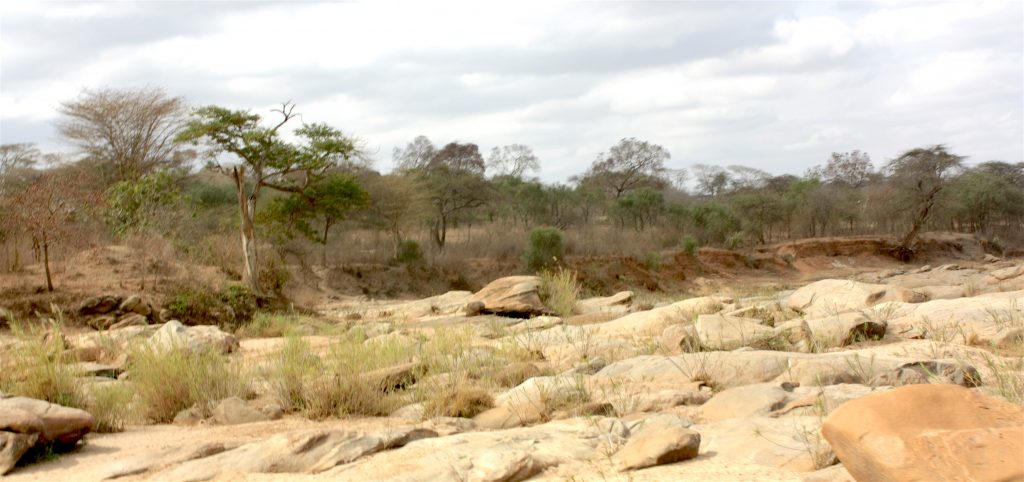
[885,145,963,259]
[177,103,359,296]
[259,173,369,264]
[393,135,437,171]
[586,137,670,199]
[487,144,540,179]
[57,87,192,183]
[421,142,490,249]
[362,173,430,258]
[0,143,39,196]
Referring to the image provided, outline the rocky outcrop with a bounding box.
[822,384,1024,482]
[0,395,94,474]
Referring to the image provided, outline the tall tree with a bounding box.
[0,143,39,196]
[392,135,437,171]
[57,87,192,183]
[177,103,359,296]
[487,144,540,179]
[585,137,670,198]
[810,150,874,187]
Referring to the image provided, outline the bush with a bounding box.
[645,251,661,271]
[129,344,248,423]
[396,239,423,265]
[523,227,564,272]
[165,282,256,331]
[682,236,698,256]
[539,268,580,317]
[0,322,84,410]
[88,383,136,433]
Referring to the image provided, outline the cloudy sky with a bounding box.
[1,1,1021,182]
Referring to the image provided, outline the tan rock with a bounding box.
[470,276,549,316]
[787,279,924,317]
[821,384,1024,482]
[613,426,701,471]
[0,431,38,475]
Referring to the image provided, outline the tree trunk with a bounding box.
[234,167,264,297]
[42,239,53,292]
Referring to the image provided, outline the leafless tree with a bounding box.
[57,86,191,183]
[392,135,437,172]
[487,144,540,179]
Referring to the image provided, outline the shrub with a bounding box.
[88,383,136,433]
[0,318,84,409]
[129,344,248,423]
[682,236,698,256]
[165,282,256,330]
[539,268,580,317]
[266,335,321,412]
[396,239,423,265]
[645,251,661,271]
[423,382,493,418]
[523,227,564,273]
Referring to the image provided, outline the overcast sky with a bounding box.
[1,1,1021,182]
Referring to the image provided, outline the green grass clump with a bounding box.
[129,344,248,423]
[539,268,580,318]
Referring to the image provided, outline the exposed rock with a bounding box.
[884,292,1024,347]
[325,418,623,481]
[172,407,203,426]
[0,395,94,447]
[804,312,887,347]
[803,464,856,482]
[211,397,271,425]
[472,404,545,430]
[146,321,239,354]
[118,295,144,314]
[365,361,422,392]
[70,361,124,379]
[696,416,825,471]
[692,315,771,350]
[78,295,122,316]
[869,360,981,388]
[152,427,438,481]
[787,279,924,317]
[0,431,37,475]
[469,276,549,316]
[700,383,793,421]
[0,395,93,474]
[613,426,701,470]
[109,313,148,330]
[576,291,633,314]
[822,384,1024,482]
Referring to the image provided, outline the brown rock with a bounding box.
[613,426,701,470]
[109,313,148,330]
[0,396,93,446]
[78,296,121,316]
[821,384,1024,482]
[1,431,39,475]
[470,276,549,316]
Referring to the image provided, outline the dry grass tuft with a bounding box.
[129,344,249,423]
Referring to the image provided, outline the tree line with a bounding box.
[1,86,1022,295]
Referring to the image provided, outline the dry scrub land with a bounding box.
[1,237,1023,481]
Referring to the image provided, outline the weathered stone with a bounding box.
[0,396,93,446]
[469,276,549,316]
[109,313,148,330]
[211,397,270,425]
[787,279,924,317]
[152,427,438,481]
[821,384,1024,482]
[78,296,122,316]
[0,431,38,475]
[613,426,700,471]
[700,383,793,421]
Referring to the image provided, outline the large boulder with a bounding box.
[786,280,924,317]
[700,383,793,421]
[470,276,549,316]
[0,395,94,474]
[804,312,886,348]
[821,384,1024,482]
[147,321,239,354]
[576,291,633,315]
